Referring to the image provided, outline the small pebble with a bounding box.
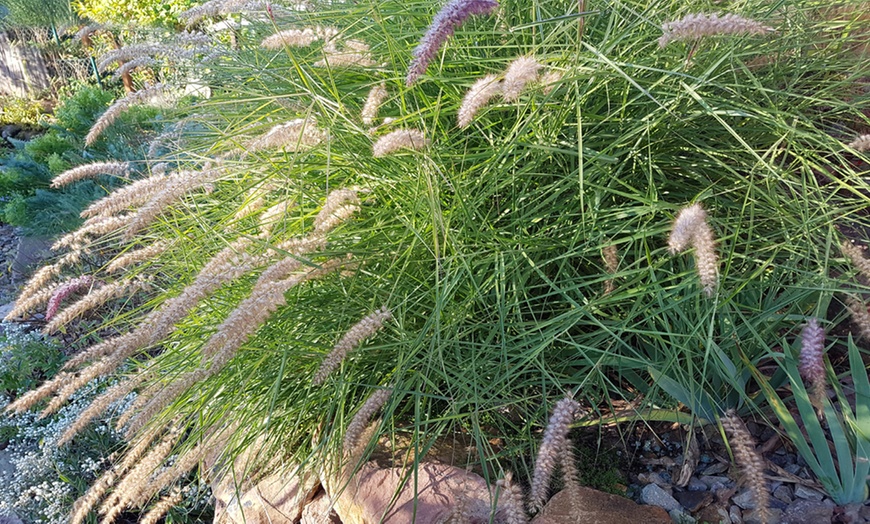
[641,483,681,512]
[730,504,744,524]
[732,488,758,510]
[687,477,707,492]
[773,485,793,503]
[793,485,825,501]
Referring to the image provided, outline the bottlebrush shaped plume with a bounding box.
[406,0,499,86]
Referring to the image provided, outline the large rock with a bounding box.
[215,469,319,524]
[531,486,672,524]
[323,461,507,524]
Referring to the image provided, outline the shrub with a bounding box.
[6,0,870,520]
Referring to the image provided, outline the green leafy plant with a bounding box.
[754,333,870,505]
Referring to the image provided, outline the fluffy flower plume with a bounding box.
[44,277,150,334]
[248,118,327,152]
[6,263,63,320]
[362,83,388,125]
[236,181,277,219]
[602,244,618,294]
[258,199,296,237]
[86,85,175,146]
[848,134,870,152]
[107,241,170,273]
[58,373,149,446]
[53,215,135,251]
[841,240,870,280]
[262,28,320,49]
[658,13,774,48]
[343,388,392,453]
[314,49,376,68]
[458,74,502,128]
[51,161,130,188]
[501,56,542,102]
[799,318,827,409]
[845,295,870,340]
[179,0,272,25]
[539,70,563,94]
[313,187,363,234]
[124,168,223,240]
[721,410,769,524]
[45,276,97,321]
[530,396,581,512]
[112,57,159,81]
[406,0,499,86]
[140,490,182,524]
[668,203,719,297]
[313,306,392,384]
[82,173,169,219]
[496,471,528,524]
[373,129,429,157]
[127,257,348,436]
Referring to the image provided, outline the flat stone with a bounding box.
[784,464,802,475]
[700,476,731,489]
[793,485,825,501]
[744,507,782,524]
[781,499,834,524]
[300,492,342,524]
[674,490,713,512]
[732,489,758,510]
[641,483,681,512]
[687,477,708,492]
[323,461,507,524]
[531,486,672,524]
[218,469,318,524]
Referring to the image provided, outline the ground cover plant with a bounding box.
[3,0,870,521]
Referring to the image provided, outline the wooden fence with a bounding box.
[0,29,91,98]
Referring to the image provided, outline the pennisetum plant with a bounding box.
[4,0,870,520]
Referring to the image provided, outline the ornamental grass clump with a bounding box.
[5,0,870,520]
